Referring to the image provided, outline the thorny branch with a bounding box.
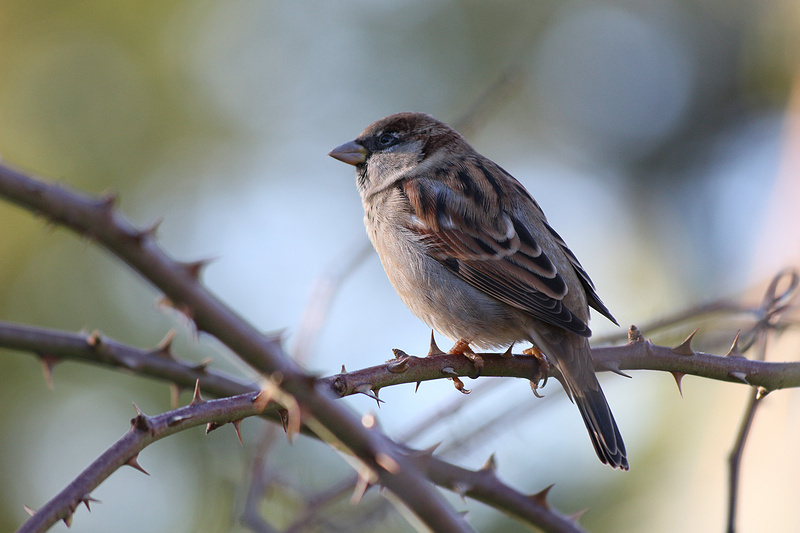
[1,263,799,531]
[1,266,798,533]
[17,383,259,533]
[1,155,798,533]
[13,377,585,533]
[726,270,799,533]
[3,316,799,412]
[0,163,475,533]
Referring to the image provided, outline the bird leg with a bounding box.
[448,338,484,378]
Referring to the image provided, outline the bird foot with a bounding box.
[523,345,549,394]
[448,338,484,378]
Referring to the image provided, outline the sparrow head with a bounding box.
[328,112,468,197]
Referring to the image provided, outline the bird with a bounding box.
[328,112,628,470]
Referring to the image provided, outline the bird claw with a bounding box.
[451,376,471,394]
[448,338,483,378]
[523,345,549,389]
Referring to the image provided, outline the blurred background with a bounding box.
[1,1,799,531]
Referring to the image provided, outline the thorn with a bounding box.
[441,367,458,376]
[671,372,686,397]
[63,513,73,528]
[501,343,514,358]
[125,454,150,475]
[391,348,408,358]
[153,330,177,359]
[169,383,181,409]
[190,380,205,406]
[480,453,497,473]
[412,441,442,460]
[351,470,372,504]
[627,325,644,343]
[452,482,472,500]
[729,371,750,385]
[386,356,410,373]
[569,508,588,524]
[354,384,384,406]
[37,354,59,389]
[130,404,153,432]
[180,258,213,281]
[672,329,698,356]
[598,359,632,379]
[756,387,770,400]
[134,218,163,242]
[340,364,348,374]
[97,191,118,212]
[414,381,422,393]
[190,358,212,373]
[375,453,400,473]
[156,295,174,312]
[530,484,554,508]
[206,422,223,434]
[428,331,444,356]
[24,505,36,516]
[86,330,102,349]
[81,495,100,512]
[232,420,244,446]
[725,330,745,358]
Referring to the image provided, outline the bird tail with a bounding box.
[571,381,628,470]
[540,334,629,470]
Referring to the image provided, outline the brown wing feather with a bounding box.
[401,159,592,337]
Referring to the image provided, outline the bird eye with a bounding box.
[378,133,396,146]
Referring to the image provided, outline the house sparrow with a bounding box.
[329,112,628,470]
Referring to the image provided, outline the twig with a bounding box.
[725,269,799,533]
[726,390,760,533]
[291,240,373,362]
[593,300,754,346]
[14,383,582,533]
[18,387,260,533]
[3,320,800,408]
[240,425,283,533]
[322,337,800,398]
[0,321,258,397]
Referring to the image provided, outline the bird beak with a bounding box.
[328,140,367,166]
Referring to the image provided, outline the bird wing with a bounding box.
[401,159,593,337]
[542,223,618,325]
